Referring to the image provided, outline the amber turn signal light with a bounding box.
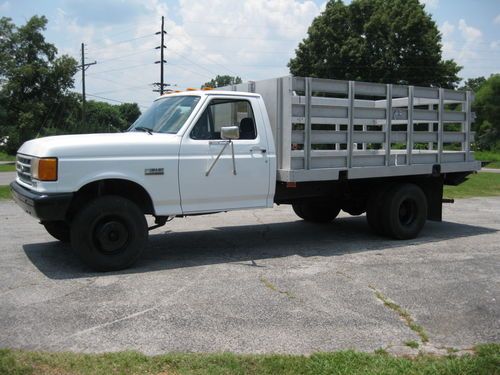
[32,157,58,181]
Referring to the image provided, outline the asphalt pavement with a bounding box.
[0,197,498,355]
[0,172,15,186]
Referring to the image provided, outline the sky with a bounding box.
[1,0,499,109]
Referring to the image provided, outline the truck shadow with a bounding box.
[23,216,497,280]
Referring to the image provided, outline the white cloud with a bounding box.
[440,21,455,57]
[420,0,439,9]
[49,0,322,108]
[440,19,482,61]
[438,18,498,80]
[495,14,500,24]
[458,19,482,42]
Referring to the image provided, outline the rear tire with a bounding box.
[70,195,148,271]
[381,183,427,240]
[42,221,71,243]
[292,200,341,223]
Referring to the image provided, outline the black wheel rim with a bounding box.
[93,217,130,254]
[399,199,417,226]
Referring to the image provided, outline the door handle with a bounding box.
[250,147,266,153]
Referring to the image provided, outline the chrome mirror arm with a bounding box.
[205,140,237,176]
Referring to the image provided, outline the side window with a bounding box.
[190,99,257,140]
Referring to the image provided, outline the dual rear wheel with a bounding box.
[367,183,427,239]
[293,183,428,240]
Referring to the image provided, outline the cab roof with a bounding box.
[155,89,261,101]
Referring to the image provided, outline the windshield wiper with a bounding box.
[133,126,153,135]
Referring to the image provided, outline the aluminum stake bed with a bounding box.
[220,76,480,182]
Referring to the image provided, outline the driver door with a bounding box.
[178,97,270,213]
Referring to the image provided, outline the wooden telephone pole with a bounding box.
[79,43,97,126]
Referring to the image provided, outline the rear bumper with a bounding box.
[10,181,73,221]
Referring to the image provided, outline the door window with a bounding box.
[190,99,257,140]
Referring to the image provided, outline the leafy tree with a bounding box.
[473,74,500,151]
[0,16,143,154]
[202,75,242,88]
[288,0,461,88]
[461,76,486,92]
[118,102,141,127]
[0,15,78,153]
[84,101,127,133]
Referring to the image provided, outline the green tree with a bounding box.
[84,101,126,133]
[202,75,242,88]
[0,15,78,153]
[461,76,486,92]
[474,74,500,151]
[118,102,141,128]
[288,0,461,88]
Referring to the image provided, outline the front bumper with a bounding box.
[10,181,73,221]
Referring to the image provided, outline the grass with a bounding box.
[0,185,11,200]
[474,151,500,169]
[1,345,499,375]
[0,163,15,172]
[259,276,295,299]
[444,172,500,199]
[0,150,15,161]
[371,288,429,343]
[405,341,420,349]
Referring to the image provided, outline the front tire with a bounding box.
[71,195,148,271]
[292,200,341,223]
[42,221,71,243]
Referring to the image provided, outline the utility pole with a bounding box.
[79,43,97,126]
[153,16,169,95]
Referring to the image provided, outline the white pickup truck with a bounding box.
[11,76,480,271]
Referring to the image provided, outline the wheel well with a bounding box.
[68,179,155,220]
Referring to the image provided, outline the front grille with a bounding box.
[16,154,33,186]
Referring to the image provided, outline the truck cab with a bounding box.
[11,90,276,271]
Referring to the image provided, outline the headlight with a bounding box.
[32,157,58,181]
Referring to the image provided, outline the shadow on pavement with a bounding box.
[23,216,497,280]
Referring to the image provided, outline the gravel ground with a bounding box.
[0,197,498,355]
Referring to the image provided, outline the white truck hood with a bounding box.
[18,132,180,158]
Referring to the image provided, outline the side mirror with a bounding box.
[221,126,239,140]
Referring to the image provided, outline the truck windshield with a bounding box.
[129,95,201,134]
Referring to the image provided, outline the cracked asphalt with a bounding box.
[0,197,499,355]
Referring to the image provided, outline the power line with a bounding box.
[91,26,154,45]
[98,48,154,63]
[86,93,149,109]
[90,75,148,88]
[167,63,213,79]
[87,34,154,53]
[171,38,241,78]
[92,84,154,96]
[86,62,152,76]
[167,49,220,76]
[168,32,297,42]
